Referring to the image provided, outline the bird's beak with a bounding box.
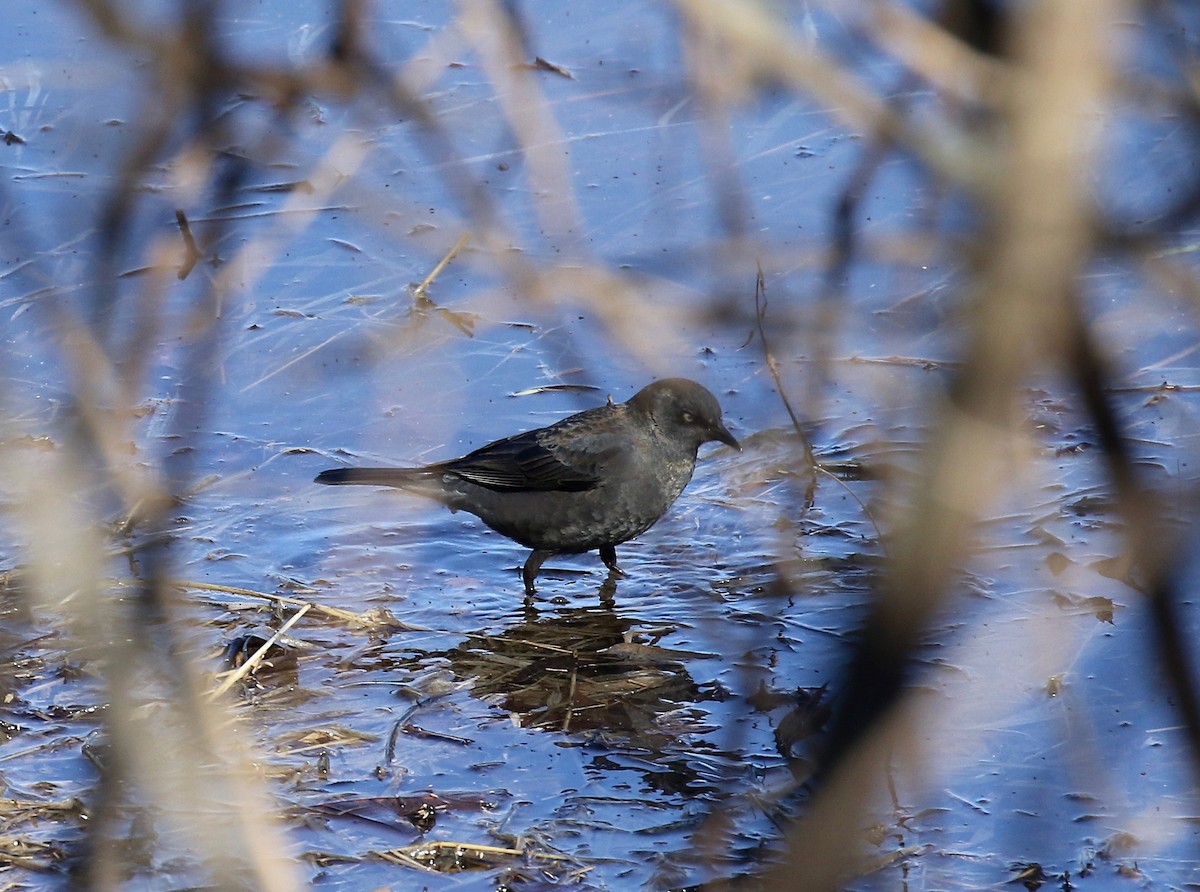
[712,423,741,451]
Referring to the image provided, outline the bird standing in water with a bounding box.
[315,378,739,594]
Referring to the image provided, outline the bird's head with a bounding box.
[629,378,741,453]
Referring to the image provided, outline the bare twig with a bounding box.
[755,263,817,506]
[212,603,312,696]
[412,232,470,304]
[170,579,416,630]
[175,209,202,280]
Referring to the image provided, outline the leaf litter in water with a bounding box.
[311,789,509,836]
[375,839,580,874]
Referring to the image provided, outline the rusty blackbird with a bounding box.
[315,378,739,593]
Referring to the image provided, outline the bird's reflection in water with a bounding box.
[446,597,714,748]
[446,585,831,802]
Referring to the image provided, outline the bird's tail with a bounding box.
[314,467,432,487]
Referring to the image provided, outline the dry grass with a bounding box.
[2,0,1199,888]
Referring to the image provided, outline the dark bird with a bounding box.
[315,378,740,594]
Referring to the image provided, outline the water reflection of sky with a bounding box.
[3,2,1200,889]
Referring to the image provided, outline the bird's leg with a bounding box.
[599,545,627,578]
[523,549,551,594]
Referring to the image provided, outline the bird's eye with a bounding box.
[681,411,695,424]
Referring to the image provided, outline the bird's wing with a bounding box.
[441,411,624,493]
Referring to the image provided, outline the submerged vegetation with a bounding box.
[2,1,1200,889]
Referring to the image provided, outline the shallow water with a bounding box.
[2,2,1200,890]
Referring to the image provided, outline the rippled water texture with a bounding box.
[2,2,1200,889]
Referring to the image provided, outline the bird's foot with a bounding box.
[599,545,628,578]
[523,549,552,595]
